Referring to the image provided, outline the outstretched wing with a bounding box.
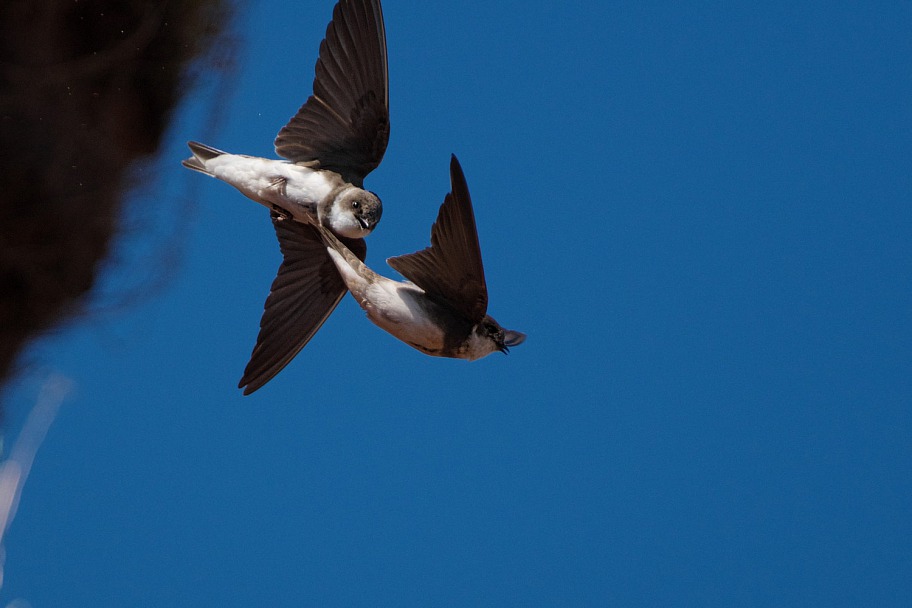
[238,214,366,395]
[274,0,389,186]
[387,155,488,322]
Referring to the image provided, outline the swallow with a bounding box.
[304,154,525,359]
[181,0,389,393]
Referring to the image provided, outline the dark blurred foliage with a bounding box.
[0,0,235,403]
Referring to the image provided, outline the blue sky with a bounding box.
[2,1,911,606]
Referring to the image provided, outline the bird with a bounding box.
[302,154,525,359]
[181,0,389,394]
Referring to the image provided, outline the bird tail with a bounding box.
[181,141,226,175]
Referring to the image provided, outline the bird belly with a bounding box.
[205,155,335,220]
[361,283,448,354]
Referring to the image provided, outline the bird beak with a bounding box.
[503,330,526,348]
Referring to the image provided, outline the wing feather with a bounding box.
[274,0,389,186]
[239,214,366,394]
[387,155,488,322]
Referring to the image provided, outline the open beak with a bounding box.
[503,330,526,348]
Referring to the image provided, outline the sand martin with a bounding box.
[304,155,525,359]
[181,0,389,393]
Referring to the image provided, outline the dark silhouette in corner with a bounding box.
[0,0,235,408]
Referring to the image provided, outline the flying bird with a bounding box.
[300,155,525,359]
[181,0,389,394]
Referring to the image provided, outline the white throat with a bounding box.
[462,329,499,361]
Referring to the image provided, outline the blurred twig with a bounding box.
[0,375,71,590]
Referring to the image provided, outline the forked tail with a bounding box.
[181,141,226,175]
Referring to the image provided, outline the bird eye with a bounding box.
[352,201,360,209]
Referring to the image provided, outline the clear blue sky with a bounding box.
[3,1,911,606]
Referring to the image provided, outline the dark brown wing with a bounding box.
[238,214,366,395]
[274,0,389,186]
[387,155,488,322]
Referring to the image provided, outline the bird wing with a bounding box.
[274,0,389,187]
[238,213,366,394]
[387,155,488,322]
